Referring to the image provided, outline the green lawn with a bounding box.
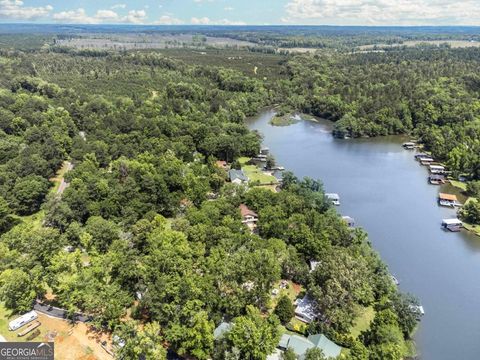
[269,280,302,311]
[0,303,44,342]
[349,306,375,339]
[237,157,277,185]
[449,180,467,192]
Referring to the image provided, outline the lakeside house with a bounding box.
[342,216,355,228]
[278,333,342,359]
[325,193,340,206]
[294,295,318,323]
[442,218,463,232]
[228,169,249,185]
[438,193,458,208]
[239,204,258,233]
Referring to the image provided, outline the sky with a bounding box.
[0,0,479,26]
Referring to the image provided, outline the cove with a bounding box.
[247,109,480,360]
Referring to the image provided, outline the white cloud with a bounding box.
[0,0,52,20]
[124,9,147,24]
[224,6,234,11]
[283,0,480,25]
[53,8,147,24]
[191,16,246,25]
[155,15,183,25]
[111,3,126,10]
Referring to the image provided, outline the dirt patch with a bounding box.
[37,314,112,360]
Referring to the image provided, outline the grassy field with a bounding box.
[158,48,287,82]
[238,157,278,185]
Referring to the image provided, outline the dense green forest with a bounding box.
[2,30,473,360]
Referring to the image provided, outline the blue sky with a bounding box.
[0,0,479,26]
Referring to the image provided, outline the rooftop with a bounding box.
[439,193,457,201]
[239,204,258,218]
[228,169,248,182]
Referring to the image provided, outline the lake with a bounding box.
[247,109,480,360]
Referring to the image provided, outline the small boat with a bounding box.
[390,275,399,286]
[402,142,415,150]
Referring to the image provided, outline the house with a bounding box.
[240,204,258,224]
[277,333,342,359]
[325,193,340,206]
[228,169,249,185]
[294,295,318,323]
[442,218,463,232]
[213,322,232,340]
[438,193,458,208]
[342,216,355,228]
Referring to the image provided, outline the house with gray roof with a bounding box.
[278,333,341,359]
[228,169,249,185]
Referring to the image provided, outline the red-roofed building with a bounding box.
[239,204,258,232]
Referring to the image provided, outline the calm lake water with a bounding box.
[247,110,480,360]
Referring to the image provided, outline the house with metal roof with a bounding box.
[228,169,249,185]
[277,333,342,359]
[294,295,318,323]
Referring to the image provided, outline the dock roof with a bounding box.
[439,193,457,201]
[442,218,462,225]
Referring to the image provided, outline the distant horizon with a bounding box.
[1,23,480,29]
[0,1,479,27]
